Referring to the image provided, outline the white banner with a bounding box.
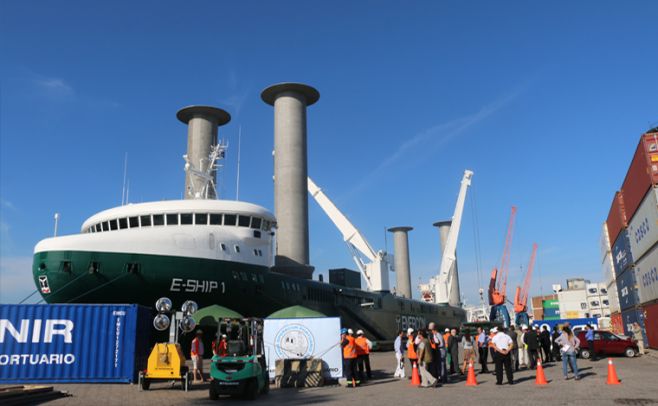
[264,317,342,379]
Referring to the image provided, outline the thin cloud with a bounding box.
[345,83,529,198]
[34,76,75,98]
[1,198,16,211]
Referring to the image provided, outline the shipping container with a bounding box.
[606,191,627,247]
[0,304,151,383]
[621,129,658,221]
[542,299,559,309]
[642,301,658,349]
[600,222,611,263]
[602,253,615,287]
[612,230,634,277]
[617,268,639,311]
[635,243,658,304]
[611,312,623,335]
[608,280,621,313]
[628,187,658,261]
[621,307,648,344]
[543,307,560,319]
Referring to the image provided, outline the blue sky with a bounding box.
[1,1,657,305]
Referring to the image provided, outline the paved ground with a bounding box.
[28,351,658,405]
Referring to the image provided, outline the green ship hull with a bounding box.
[33,250,466,342]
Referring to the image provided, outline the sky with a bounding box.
[1,1,657,305]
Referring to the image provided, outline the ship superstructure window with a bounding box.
[210,214,222,225]
[234,245,241,253]
[153,214,164,226]
[238,215,250,227]
[166,214,179,225]
[220,243,227,251]
[250,217,262,229]
[181,213,193,225]
[129,217,139,228]
[119,218,128,229]
[109,219,118,231]
[140,215,151,227]
[224,214,237,226]
[195,213,208,225]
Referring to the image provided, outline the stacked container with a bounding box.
[604,127,658,347]
[542,299,560,320]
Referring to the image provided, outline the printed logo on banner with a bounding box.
[273,324,315,358]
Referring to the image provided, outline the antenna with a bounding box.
[236,126,242,200]
[121,153,128,205]
[54,213,60,237]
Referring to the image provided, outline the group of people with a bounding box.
[340,328,373,387]
[388,322,589,387]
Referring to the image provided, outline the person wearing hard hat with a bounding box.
[442,328,451,370]
[212,333,228,357]
[406,328,418,377]
[341,328,358,387]
[394,330,406,378]
[518,325,529,369]
[491,327,515,385]
[355,330,373,381]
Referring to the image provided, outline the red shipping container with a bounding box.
[621,128,658,221]
[610,311,623,335]
[643,302,658,349]
[606,192,627,247]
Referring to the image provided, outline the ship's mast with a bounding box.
[183,140,228,199]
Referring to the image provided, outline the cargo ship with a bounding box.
[31,83,466,342]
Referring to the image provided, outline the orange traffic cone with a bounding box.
[535,360,548,385]
[465,362,478,386]
[410,362,421,386]
[606,358,621,385]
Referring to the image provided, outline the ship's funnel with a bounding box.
[262,83,319,279]
[177,106,231,199]
[388,226,413,298]
[434,220,462,306]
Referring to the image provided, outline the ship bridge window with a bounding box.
[94,224,101,232]
[109,219,118,231]
[224,214,237,226]
[210,214,222,225]
[119,218,128,230]
[180,213,193,225]
[129,217,139,228]
[250,217,262,229]
[167,214,179,225]
[140,215,151,227]
[153,214,164,226]
[195,213,208,225]
[262,220,270,231]
[238,215,250,227]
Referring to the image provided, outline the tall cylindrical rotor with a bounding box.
[261,83,319,277]
[388,226,413,299]
[177,106,231,199]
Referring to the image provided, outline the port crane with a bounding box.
[488,206,517,327]
[433,170,473,304]
[514,243,538,326]
[307,177,391,291]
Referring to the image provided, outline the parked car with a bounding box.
[576,330,639,359]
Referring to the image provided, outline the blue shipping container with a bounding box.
[543,308,560,318]
[612,230,634,278]
[532,318,599,333]
[621,307,648,344]
[0,304,151,383]
[616,268,640,311]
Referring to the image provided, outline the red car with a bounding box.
[576,330,639,359]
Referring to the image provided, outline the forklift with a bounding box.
[208,318,269,400]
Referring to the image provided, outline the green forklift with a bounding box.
[208,318,269,400]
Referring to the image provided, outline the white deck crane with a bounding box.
[434,170,473,304]
[307,177,391,291]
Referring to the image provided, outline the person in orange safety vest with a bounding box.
[341,328,358,387]
[355,330,373,381]
[407,327,418,376]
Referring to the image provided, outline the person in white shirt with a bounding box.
[393,330,406,378]
[491,327,514,385]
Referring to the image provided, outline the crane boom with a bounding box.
[434,170,473,304]
[489,206,517,306]
[308,177,390,291]
[514,243,538,313]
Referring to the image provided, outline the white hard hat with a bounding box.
[348,328,354,334]
[356,329,364,335]
[491,327,499,333]
[407,328,414,334]
[522,324,528,330]
[445,328,450,332]
[532,325,538,330]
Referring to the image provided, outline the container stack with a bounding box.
[542,299,560,320]
[604,127,658,348]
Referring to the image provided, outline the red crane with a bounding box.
[514,242,538,314]
[488,206,517,306]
